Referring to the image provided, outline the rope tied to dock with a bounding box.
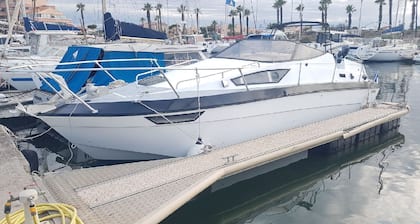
[0,125,52,142]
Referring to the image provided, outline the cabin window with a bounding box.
[164,52,202,66]
[231,69,289,86]
[146,111,204,124]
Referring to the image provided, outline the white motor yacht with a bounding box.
[27,39,379,160]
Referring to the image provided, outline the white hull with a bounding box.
[361,51,411,62]
[3,74,37,91]
[39,88,378,160]
[356,43,416,62]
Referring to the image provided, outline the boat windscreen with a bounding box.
[215,40,325,62]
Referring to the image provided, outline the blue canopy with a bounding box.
[91,51,165,86]
[23,17,80,32]
[40,45,166,94]
[382,24,404,34]
[104,12,167,41]
[40,46,102,93]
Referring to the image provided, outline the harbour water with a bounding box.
[0,62,419,223]
[162,62,420,224]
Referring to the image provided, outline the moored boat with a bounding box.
[26,39,379,160]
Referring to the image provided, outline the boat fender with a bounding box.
[187,138,213,156]
[187,138,205,156]
[21,150,39,172]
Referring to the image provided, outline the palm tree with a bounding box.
[244,9,251,35]
[156,3,163,31]
[296,4,304,40]
[236,5,244,35]
[296,4,304,18]
[319,0,332,24]
[410,0,417,30]
[140,17,146,27]
[229,9,238,36]
[272,0,286,25]
[76,3,86,35]
[375,0,386,31]
[346,5,356,29]
[389,0,392,27]
[211,20,218,33]
[178,4,187,34]
[143,3,153,29]
[194,8,201,34]
[318,4,326,24]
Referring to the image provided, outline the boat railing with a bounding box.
[174,61,261,90]
[6,58,202,113]
[6,59,368,114]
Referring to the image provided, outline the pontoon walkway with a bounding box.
[0,103,409,224]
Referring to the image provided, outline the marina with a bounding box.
[1,0,420,223]
[0,101,409,224]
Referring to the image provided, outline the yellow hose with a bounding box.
[0,203,84,224]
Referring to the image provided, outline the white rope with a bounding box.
[196,68,202,140]
[1,125,52,141]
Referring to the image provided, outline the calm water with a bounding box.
[162,62,420,224]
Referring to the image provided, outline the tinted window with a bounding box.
[232,69,289,85]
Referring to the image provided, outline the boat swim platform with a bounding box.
[0,102,409,224]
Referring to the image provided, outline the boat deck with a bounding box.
[0,90,34,118]
[0,103,409,224]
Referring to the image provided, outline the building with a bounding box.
[0,0,74,26]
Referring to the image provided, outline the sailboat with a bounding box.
[355,0,417,62]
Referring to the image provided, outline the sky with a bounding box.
[48,0,416,30]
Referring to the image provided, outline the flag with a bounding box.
[373,72,379,83]
[226,0,236,7]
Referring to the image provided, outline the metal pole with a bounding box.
[5,0,10,25]
[32,0,36,20]
[102,0,106,35]
[1,0,23,58]
[416,0,418,37]
[358,0,363,36]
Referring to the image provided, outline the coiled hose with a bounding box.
[1,203,84,224]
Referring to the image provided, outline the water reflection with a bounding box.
[162,129,404,224]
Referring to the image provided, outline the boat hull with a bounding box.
[39,87,379,160]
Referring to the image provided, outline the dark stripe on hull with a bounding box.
[41,82,373,117]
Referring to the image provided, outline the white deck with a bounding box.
[0,103,409,224]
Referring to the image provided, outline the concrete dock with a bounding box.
[0,126,41,213]
[0,103,409,224]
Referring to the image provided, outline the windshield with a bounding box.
[215,40,325,62]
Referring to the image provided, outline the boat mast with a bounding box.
[5,0,11,25]
[32,0,36,19]
[102,0,106,38]
[395,0,400,26]
[403,0,408,26]
[1,0,24,58]
[358,0,363,36]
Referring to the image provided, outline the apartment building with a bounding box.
[0,0,74,26]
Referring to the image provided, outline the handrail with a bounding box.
[134,59,199,81]
[95,61,117,82]
[151,59,180,98]
[31,71,98,113]
[175,61,261,89]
